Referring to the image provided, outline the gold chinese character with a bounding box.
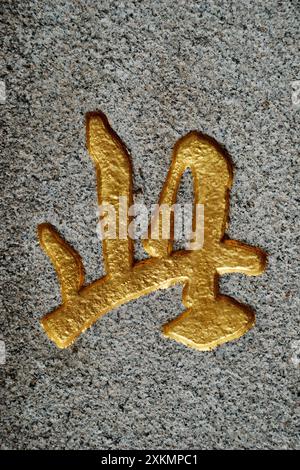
[38,111,266,350]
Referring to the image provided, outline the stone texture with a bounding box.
[0,0,299,449]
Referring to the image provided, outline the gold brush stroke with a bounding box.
[38,111,267,350]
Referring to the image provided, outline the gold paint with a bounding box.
[38,111,266,350]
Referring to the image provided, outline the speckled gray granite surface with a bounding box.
[0,0,299,450]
